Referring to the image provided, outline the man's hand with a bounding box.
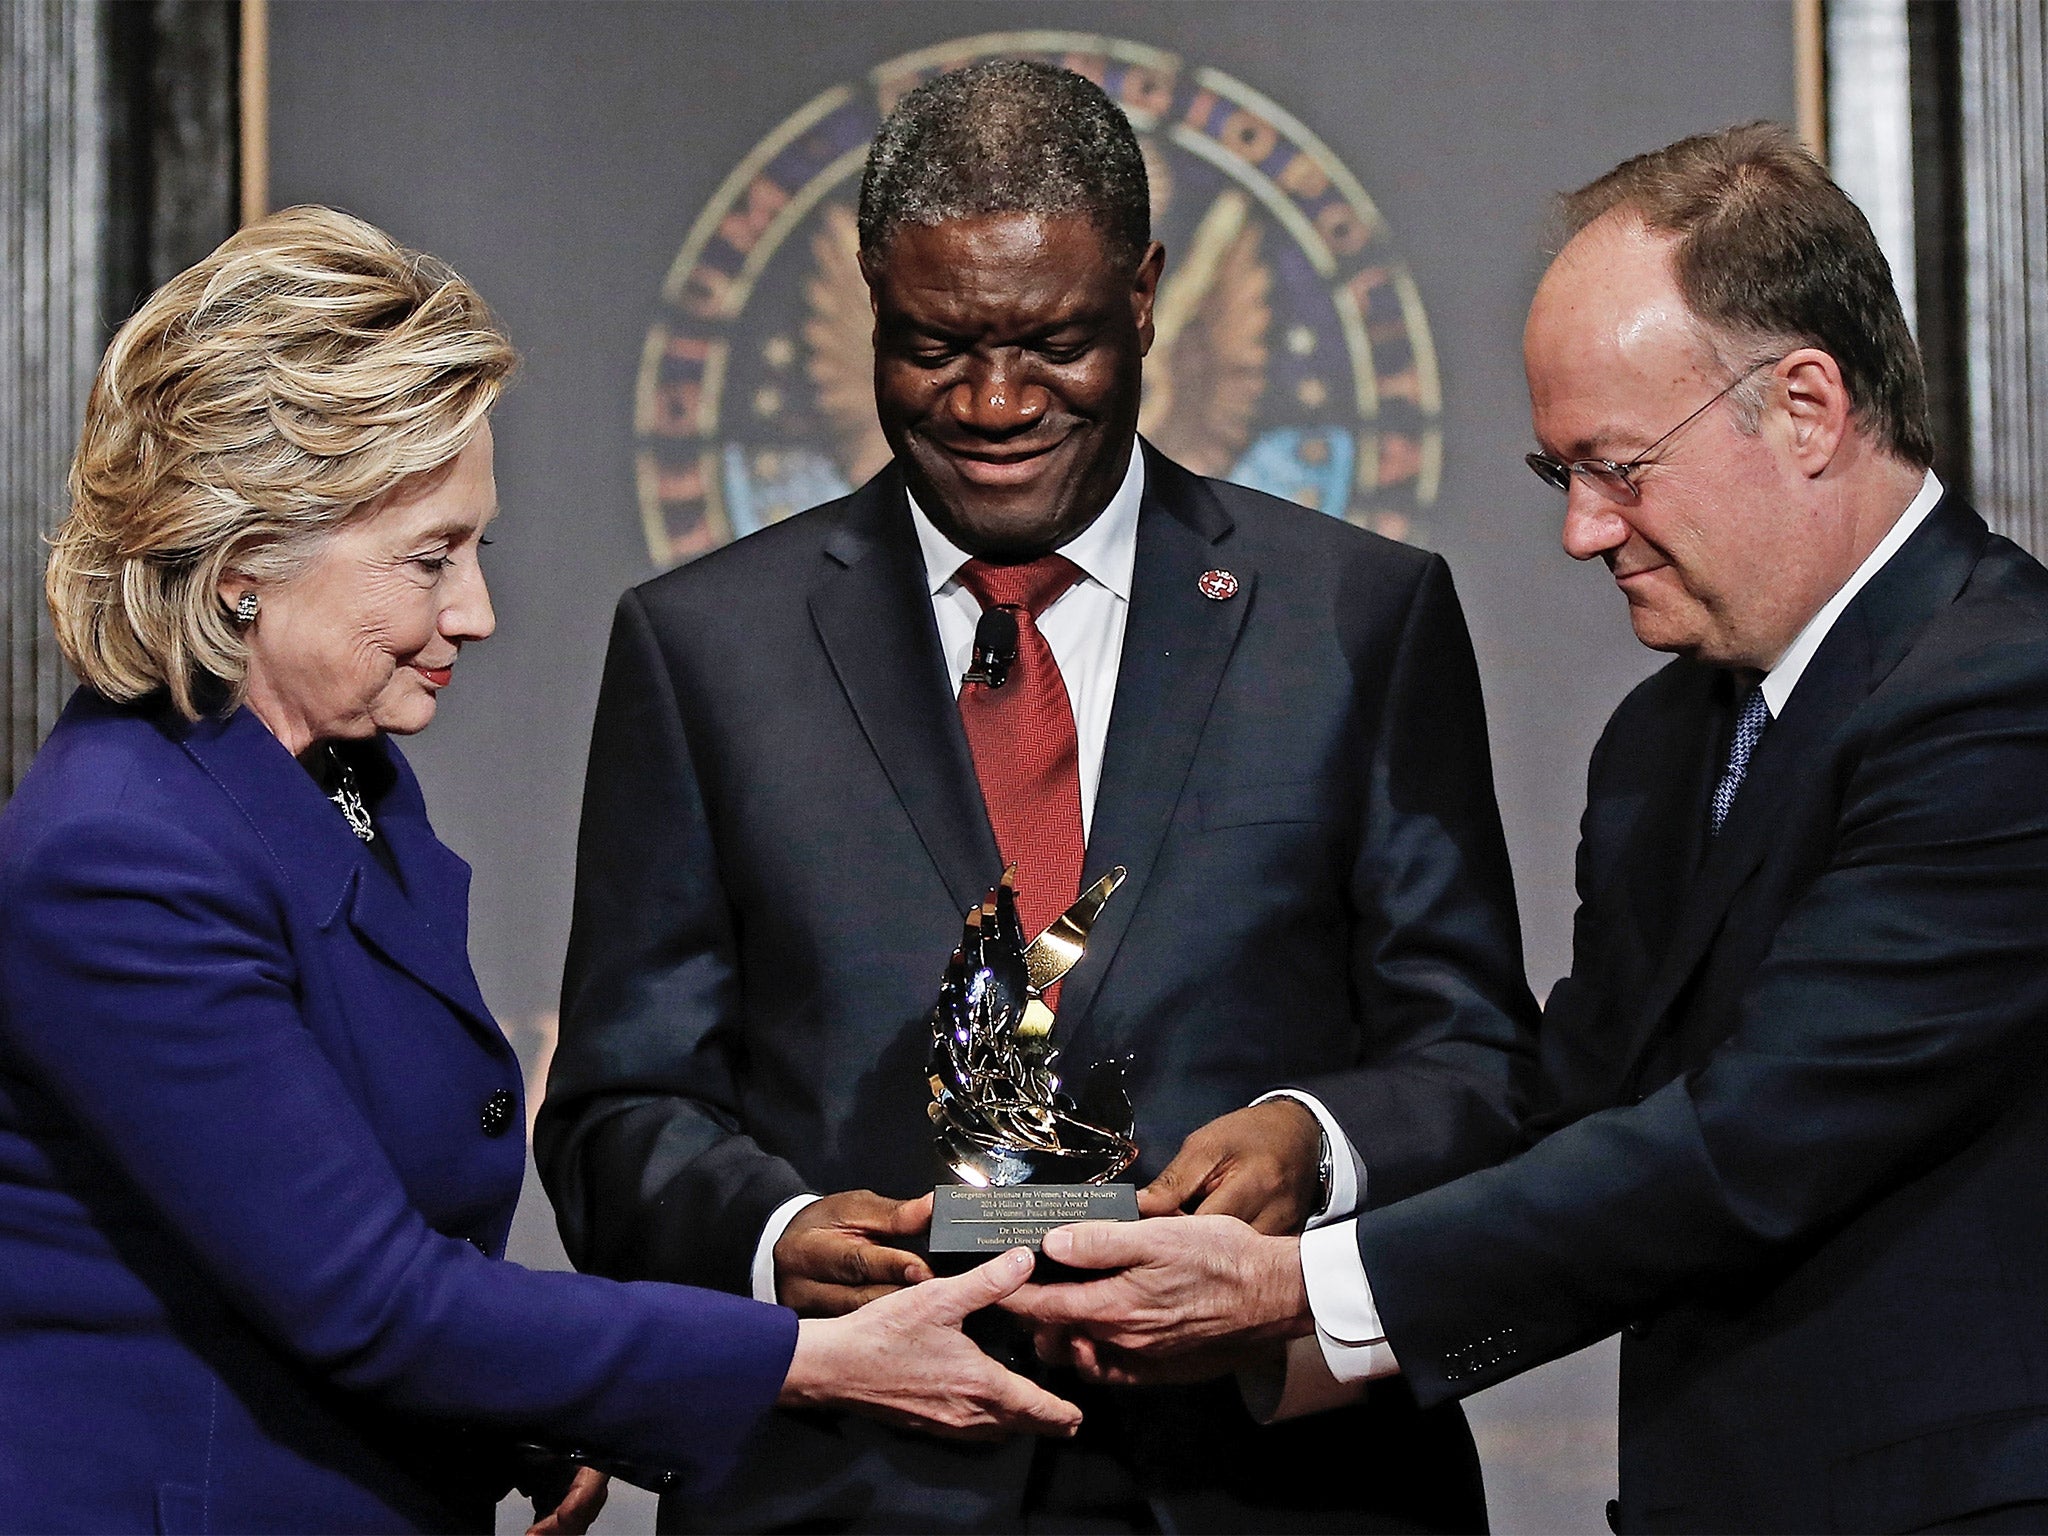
[780,1249,1083,1441]
[999,1214,1312,1361]
[526,1467,608,1535]
[775,1190,933,1316]
[1030,1325,1284,1389]
[1136,1099,1325,1234]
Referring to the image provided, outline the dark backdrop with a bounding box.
[266,6,1796,1529]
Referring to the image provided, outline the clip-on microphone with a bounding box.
[962,607,1019,689]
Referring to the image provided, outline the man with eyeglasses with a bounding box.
[1006,122,2048,1533]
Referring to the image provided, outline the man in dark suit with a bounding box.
[1011,124,2048,1533]
[537,61,1536,1532]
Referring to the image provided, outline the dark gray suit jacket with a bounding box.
[1358,495,2048,1532]
[538,445,1537,1532]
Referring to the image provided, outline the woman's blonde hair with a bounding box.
[48,205,517,719]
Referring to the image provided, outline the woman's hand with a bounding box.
[778,1248,1082,1441]
[526,1466,608,1535]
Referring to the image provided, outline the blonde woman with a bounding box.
[0,208,1075,1536]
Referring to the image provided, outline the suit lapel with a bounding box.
[809,471,1001,917]
[1620,493,1989,1082]
[1618,667,1723,942]
[179,705,363,912]
[177,709,495,1030]
[1624,635,1871,1063]
[1054,449,1251,1044]
[342,748,496,1030]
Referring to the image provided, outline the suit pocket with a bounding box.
[1198,780,1332,831]
[1828,1406,2048,1532]
[156,1482,207,1535]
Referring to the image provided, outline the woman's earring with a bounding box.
[234,592,260,624]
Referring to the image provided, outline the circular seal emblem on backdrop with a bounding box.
[634,30,1443,570]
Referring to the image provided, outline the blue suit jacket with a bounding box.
[0,692,795,1535]
[1357,496,2048,1531]
[539,447,1538,1531]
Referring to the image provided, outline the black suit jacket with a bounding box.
[538,445,1537,1532]
[1357,495,2048,1532]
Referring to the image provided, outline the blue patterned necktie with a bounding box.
[1709,686,1772,835]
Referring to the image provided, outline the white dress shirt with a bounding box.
[749,444,1361,1302]
[913,447,1146,843]
[1285,470,1946,1409]
[1759,470,1943,715]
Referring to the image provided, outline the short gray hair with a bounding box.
[857,60,1150,268]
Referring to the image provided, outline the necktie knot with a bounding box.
[956,555,1082,621]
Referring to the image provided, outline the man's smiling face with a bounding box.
[865,212,1163,559]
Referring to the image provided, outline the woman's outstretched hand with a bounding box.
[778,1247,1082,1441]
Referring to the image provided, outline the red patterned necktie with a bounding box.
[955,555,1086,948]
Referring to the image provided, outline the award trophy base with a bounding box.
[928,1183,1139,1279]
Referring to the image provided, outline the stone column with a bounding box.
[1961,0,2048,549]
[1,0,238,799]
[1,0,106,797]
[1830,0,1919,336]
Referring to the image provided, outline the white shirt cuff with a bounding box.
[751,1193,822,1304]
[1300,1219,1401,1384]
[1253,1088,1368,1224]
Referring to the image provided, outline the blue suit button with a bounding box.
[480,1088,516,1137]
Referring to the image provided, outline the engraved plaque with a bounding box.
[929,1183,1140,1255]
